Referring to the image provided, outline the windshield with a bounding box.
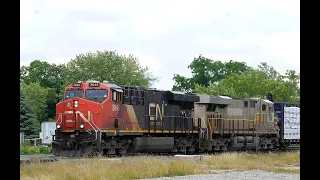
[65,90,83,99]
[85,89,108,103]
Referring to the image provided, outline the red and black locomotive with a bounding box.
[52,80,299,157]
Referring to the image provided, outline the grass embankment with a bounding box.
[20,151,300,180]
[20,142,52,155]
[203,151,300,174]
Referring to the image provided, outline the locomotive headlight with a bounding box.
[74,100,79,107]
[57,124,61,129]
[80,124,84,129]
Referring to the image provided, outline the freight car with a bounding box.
[41,122,56,145]
[51,80,298,157]
[274,102,300,150]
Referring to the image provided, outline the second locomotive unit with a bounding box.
[52,80,281,157]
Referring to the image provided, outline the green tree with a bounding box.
[20,91,37,138]
[20,60,65,94]
[46,88,58,121]
[272,70,300,102]
[172,55,249,92]
[258,62,279,80]
[21,82,49,131]
[20,60,66,119]
[171,75,193,93]
[194,67,300,103]
[63,50,158,87]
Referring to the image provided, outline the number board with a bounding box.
[73,83,81,87]
[89,82,99,87]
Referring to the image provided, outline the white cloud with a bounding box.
[48,0,133,13]
[254,33,300,60]
[197,31,300,72]
[20,0,300,90]
[197,37,251,50]
[20,57,72,67]
[46,57,73,65]
[77,22,119,40]
[252,32,300,71]
[126,50,162,73]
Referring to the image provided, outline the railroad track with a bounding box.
[20,155,69,164]
[20,153,175,164]
[20,148,299,165]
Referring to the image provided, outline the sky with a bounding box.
[20,0,300,90]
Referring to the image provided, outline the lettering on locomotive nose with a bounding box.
[112,104,120,111]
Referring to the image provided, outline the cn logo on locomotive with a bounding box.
[149,103,164,126]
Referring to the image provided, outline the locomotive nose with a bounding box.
[56,98,87,130]
[63,98,81,110]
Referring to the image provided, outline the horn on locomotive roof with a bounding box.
[267,93,273,102]
[86,80,100,83]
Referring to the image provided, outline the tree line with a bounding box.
[20,50,157,138]
[173,55,300,102]
[20,51,300,138]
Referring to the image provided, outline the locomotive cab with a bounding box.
[53,80,124,156]
[55,80,123,132]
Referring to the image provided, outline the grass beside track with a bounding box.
[202,151,300,174]
[20,151,300,180]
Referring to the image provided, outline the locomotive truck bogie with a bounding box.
[52,133,279,157]
[52,132,95,157]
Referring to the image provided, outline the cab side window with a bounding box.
[112,90,122,102]
[112,91,117,101]
[262,104,267,111]
[244,101,248,107]
[250,100,256,108]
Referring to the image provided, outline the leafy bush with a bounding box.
[20,142,52,155]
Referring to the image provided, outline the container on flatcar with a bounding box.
[274,102,300,143]
[41,122,56,145]
[20,132,25,145]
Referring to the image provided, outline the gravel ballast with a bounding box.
[140,170,300,180]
